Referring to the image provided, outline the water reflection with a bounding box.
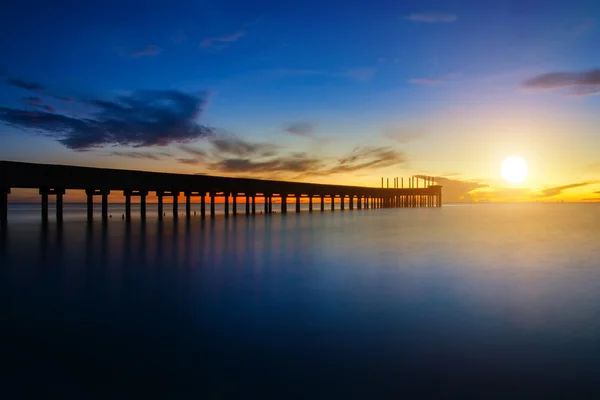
[2,205,600,397]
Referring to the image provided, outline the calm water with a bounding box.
[2,203,600,398]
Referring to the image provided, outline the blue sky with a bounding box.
[1,0,600,201]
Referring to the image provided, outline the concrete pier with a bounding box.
[0,161,442,223]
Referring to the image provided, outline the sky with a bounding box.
[1,0,600,202]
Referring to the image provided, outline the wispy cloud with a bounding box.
[522,68,600,96]
[6,77,72,101]
[210,136,277,157]
[21,96,55,112]
[343,67,377,82]
[109,151,164,160]
[382,127,425,143]
[536,181,598,198]
[284,122,314,137]
[409,73,458,86]
[127,44,161,58]
[200,30,245,49]
[406,12,457,23]
[0,89,213,150]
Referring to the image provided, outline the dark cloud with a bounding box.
[109,151,163,160]
[522,68,600,96]
[331,146,406,173]
[406,12,457,23]
[8,78,44,91]
[0,90,213,150]
[536,182,598,198]
[284,122,314,137]
[214,155,322,174]
[21,96,55,112]
[210,137,277,157]
[179,145,207,158]
[127,45,162,58]
[178,158,203,165]
[6,77,72,101]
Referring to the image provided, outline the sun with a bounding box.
[501,156,528,183]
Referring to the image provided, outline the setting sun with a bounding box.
[501,156,528,183]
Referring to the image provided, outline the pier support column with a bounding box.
[140,192,147,220]
[269,197,273,214]
[125,192,132,220]
[341,195,345,211]
[86,190,94,221]
[40,189,49,223]
[309,196,313,212]
[201,193,206,219]
[210,192,215,218]
[55,190,64,222]
[357,196,362,209]
[232,194,237,216]
[157,192,164,220]
[331,196,335,211]
[281,194,287,214]
[185,193,191,219]
[251,195,256,215]
[320,196,325,212]
[101,190,109,221]
[224,193,229,218]
[172,192,179,218]
[349,196,354,210]
[296,195,301,213]
[0,188,9,225]
[246,195,250,216]
[263,195,268,214]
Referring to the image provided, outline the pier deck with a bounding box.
[0,161,442,223]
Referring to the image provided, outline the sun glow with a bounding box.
[501,156,528,183]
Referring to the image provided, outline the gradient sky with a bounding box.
[1,0,600,202]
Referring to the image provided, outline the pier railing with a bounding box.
[0,161,442,223]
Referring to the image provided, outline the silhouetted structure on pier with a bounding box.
[0,161,442,224]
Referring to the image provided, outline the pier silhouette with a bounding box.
[0,161,442,224]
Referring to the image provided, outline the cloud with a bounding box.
[536,181,598,198]
[0,90,213,150]
[109,151,164,160]
[209,145,406,178]
[179,145,207,158]
[406,12,457,23]
[178,158,203,165]
[284,122,314,137]
[213,154,323,174]
[409,73,458,86]
[6,77,72,101]
[127,45,161,58]
[415,175,488,203]
[7,78,44,91]
[210,136,277,157]
[522,68,600,96]
[382,128,424,143]
[344,67,377,82]
[200,30,245,49]
[21,96,55,112]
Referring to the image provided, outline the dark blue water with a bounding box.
[2,204,600,398]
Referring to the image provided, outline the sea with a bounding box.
[2,203,600,398]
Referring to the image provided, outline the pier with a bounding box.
[0,161,442,224]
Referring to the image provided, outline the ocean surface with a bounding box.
[2,203,600,398]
